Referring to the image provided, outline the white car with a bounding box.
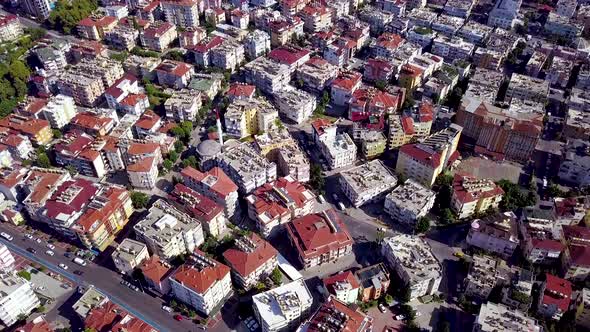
[162,305,173,313]
[395,315,406,321]
[45,250,54,256]
[35,238,42,244]
[25,234,33,239]
[378,304,387,313]
[47,244,55,250]
[58,263,68,270]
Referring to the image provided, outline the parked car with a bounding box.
[58,263,68,270]
[73,270,83,276]
[1,232,13,241]
[27,248,36,254]
[47,244,55,250]
[162,306,173,313]
[395,315,406,321]
[379,304,387,313]
[25,234,33,239]
[45,250,54,256]
[173,315,183,321]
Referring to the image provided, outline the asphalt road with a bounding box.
[0,224,208,332]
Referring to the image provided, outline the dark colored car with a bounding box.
[73,270,83,275]
[27,248,36,254]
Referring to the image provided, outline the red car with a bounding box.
[174,315,183,321]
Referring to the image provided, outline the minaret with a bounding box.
[216,109,224,149]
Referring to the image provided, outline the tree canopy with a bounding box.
[48,0,98,34]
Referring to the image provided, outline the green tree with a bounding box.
[65,165,78,176]
[83,328,97,332]
[163,159,173,171]
[375,80,387,91]
[384,294,394,305]
[415,217,430,234]
[182,156,198,169]
[130,192,149,209]
[271,267,282,285]
[25,27,47,40]
[109,51,128,62]
[163,50,185,61]
[36,305,46,313]
[169,151,179,162]
[440,208,456,224]
[399,286,411,303]
[36,153,51,168]
[17,270,31,280]
[48,0,98,34]
[309,164,325,194]
[52,129,63,138]
[174,141,185,153]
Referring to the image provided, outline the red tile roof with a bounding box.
[452,172,504,205]
[127,142,160,156]
[531,238,564,252]
[54,130,94,157]
[73,185,129,234]
[269,46,310,66]
[140,255,172,283]
[286,209,353,261]
[568,245,590,267]
[542,273,572,312]
[227,83,256,98]
[169,183,224,223]
[401,116,415,135]
[135,110,161,130]
[127,156,157,172]
[323,270,360,294]
[180,166,238,199]
[222,233,278,278]
[306,296,373,332]
[71,112,113,133]
[155,60,192,77]
[399,144,442,168]
[23,169,68,205]
[311,118,333,137]
[418,101,434,122]
[121,93,148,107]
[171,251,230,294]
[16,318,53,332]
[44,178,99,220]
[332,71,362,91]
[0,115,50,137]
[248,177,313,224]
[142,21,174,38]
[191,35,224,53]
[376,32,404,51]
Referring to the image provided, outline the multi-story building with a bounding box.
[505,73,549,103]
[500,267,534,311]
[300,5,332,33]
[139,256,173,294]
[0,272,40,326]
[545,12,583,40]
[296,57,338,93]
[431,14,464,36]
[140,22,178,52]
[322,271,360,304]
[451,173,504,219]
[473,302,541,332]
[253,279,313,332]
[388,102,433,149]
[467,211,519,258]
[272,87,316,124]
[431,35,474,61]
[339,160,397,207]
[577,288,590,330]
[301,296,373,332]
[217,142,277,194]
[179,27,207,48]
[77,15,118,41]
[443,0,473,17]
[0,244,15,272]
[70,109,117,137]
[354,263,390,302]
[72,184,134,251]
[155,60,194,89]
[20,0,52,19]
[269,16,304,47]
[538,274,572,321]
[170,251,232,315]
[246,176,315,237]
[331,71,362,106]
[134,199,205,260]
[41,94,77,129]
[244,57,291,94]
[164,89,201,122]
[111,239,150,275]
[0,133,33,161]
[224,97,278,139]
[364,58,395,83]
[464,255,509,301]
[243,30,271,60]
[384,178,435,225]
[395,124,462,187]
[169,183,227,238]
[558,139,590,187]
[222,233,278,290]
[457,21,493,44]
[487,0,522,29]
[104,24,139,50]
[458,96,543,162]
[53,130,106,178]
[122,140,162,189]
[312,118,357,170]
[381,234,441,300]
[180,166,239,218]
[0,115,52,146]
[161,0,199,28]
[0,15,22,42]
[286,209,353,269]
[21,168,71,222]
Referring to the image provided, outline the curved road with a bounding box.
[0,228,203,332]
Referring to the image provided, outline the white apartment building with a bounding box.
[464,255,508,301]
[296,57,338,93]
[40,94,77,129]
[384,179,435,225]
[170,251,232,315]
[451,173,504,219]
[474,302,542,332]
[134,199,205,261]
[0,15,23,43]
[313,119,357,170]
[458,21,493,44]
[545,12,583,39]
[164,89,202,122]
[223,233,278,289]
[111,238,150,275]
[431,35,475,61]
[277,144,310,183]
[487,0,522,30]
[217,142,277,194]
[161,0,199,28]
[243,30,271,60]
[467,211,519,258]
[244,57,291,94]
[0,272,40,326]
[272,87,316,124]
[0,244,15,272]
[210,39,245,73]
[253,279,313,332]
[381,234,442,300]
[339,160,398,207]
